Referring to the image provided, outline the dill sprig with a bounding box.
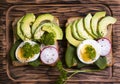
[55,60,67,84]
[55,60,101,84]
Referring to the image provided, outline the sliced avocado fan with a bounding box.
[34,22,63,40]
[91,11,106,37]
[66,23,81,47]
[32,14,54,34]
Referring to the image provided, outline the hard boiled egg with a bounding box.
[15,41,40,63]
[77,39,101,64]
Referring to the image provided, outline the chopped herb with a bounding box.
[85,45,96,60]
[22,42,40,58]
[40,32,55,45]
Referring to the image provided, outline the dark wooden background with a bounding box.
[0,0,120,84]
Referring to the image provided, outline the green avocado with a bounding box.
[84,13,96,39]
[17,16,29,41]
[32,14,54,34]
[51,23,63,40]
[33,23,45,40]
[34,23,63,40]
[77,18,93,39]
[72,20,84,41]
[41,23,56,39]
[42,24,56,35]
[91,11,106,37]
[21,13,35,39]
[98,16,117,37]
[66,23,81,47]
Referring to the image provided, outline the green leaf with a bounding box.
[10,40,22,61]
[77,61,87,68]
[95,56,107,69]
[65,44,77,68]
[28,59,41,67]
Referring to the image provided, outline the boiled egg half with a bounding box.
[15,41,40,63]
[77,39,101,64]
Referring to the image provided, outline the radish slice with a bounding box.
[40,46,59,65]
[98,38,111,56]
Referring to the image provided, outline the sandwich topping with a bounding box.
[77,39,101,64]
[40,46,58,65]
[65,11,116,69]
[10,11,117,84]
[10,13,63,66]
[15,41,40,63]
[81,44,96,62]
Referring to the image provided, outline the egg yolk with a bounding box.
[80,45,96,62]
[17,48,28,61]
[17,48,23,59]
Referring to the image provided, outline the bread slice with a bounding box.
[66,17,113,67]
[11,16,60,66]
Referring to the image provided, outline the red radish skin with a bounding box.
[98,38,111,56]
[40,46,59,66]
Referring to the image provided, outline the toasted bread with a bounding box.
[11,16,60,66]
[66,17,113,66]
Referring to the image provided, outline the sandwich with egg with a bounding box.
[10,13,63,67]
[65,11,117,69]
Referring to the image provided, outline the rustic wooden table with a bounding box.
[0,0,120,84]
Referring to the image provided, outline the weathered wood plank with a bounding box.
[1,0,120,5]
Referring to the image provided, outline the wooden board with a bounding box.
[5,4,115,83]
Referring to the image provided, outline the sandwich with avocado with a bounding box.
[65,11,117,70]
[10,13,63,67]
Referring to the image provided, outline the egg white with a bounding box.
[77,39,101,64]
[15,41,40,63]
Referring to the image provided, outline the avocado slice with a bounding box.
[21,13,35,39]
[41,24,56,38]
[34,23,63,40]
[51,23,63,40]
[17,16,29,41]
[42,24,56,35]
[77,18,93,39]
[34,24,45,40]
[72,20,84,41]
[66,24,81,47]
[98,16,117,37]
[32,14,54,34]
[84,13,96,39]
[91,11,106,37]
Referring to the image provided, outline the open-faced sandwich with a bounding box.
[9,11,117,84]
[65,11,117,70]
[10,13,63,67]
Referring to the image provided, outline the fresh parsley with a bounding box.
[22,42,40,58]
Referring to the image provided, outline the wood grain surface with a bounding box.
[0,0,120,84]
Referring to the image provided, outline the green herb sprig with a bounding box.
[55,60,101,84]
[55,60,67,84]
[22,42,40,58]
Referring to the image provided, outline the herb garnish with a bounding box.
[55,60,101,84]
[40,32,55,45]
[22,42,40,58]
[55,60,68,84]
[85,45,96,60]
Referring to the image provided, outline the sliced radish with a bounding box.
[98,38,111,56]
[40,46,59,65]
